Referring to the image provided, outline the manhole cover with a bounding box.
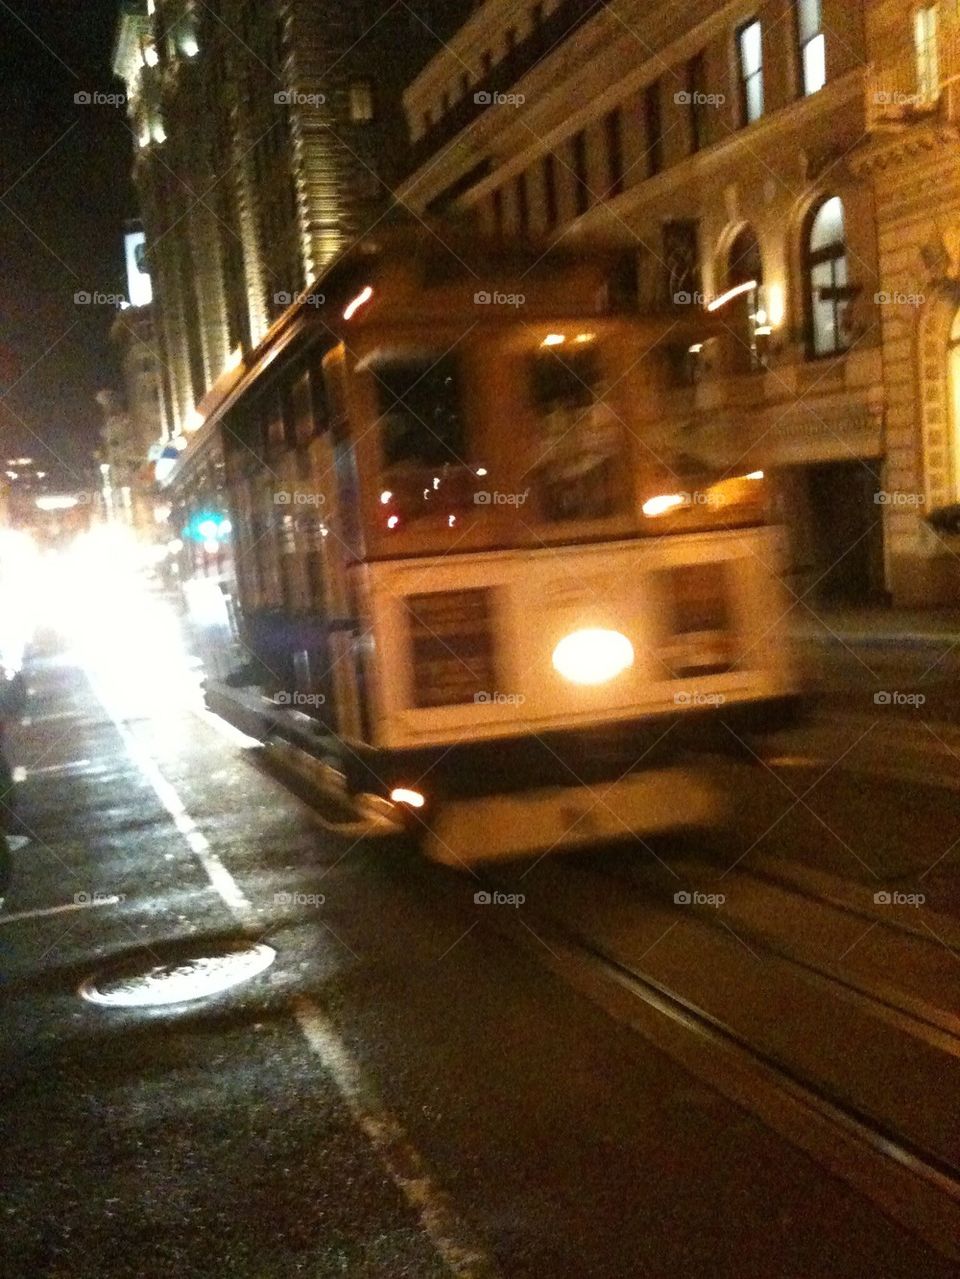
[79,943,276,1007]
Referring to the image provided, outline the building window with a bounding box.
[737,19,764,124]
[796,0,825,95]
[349,79,375,122]
[543,152,558,229]
[726,225,765,370]
[460,71,470,98]
[515,171,530,236]
[506,26,518,53]
[440,90,450,116]
[481,50,493,76]
[644,80,663,176]
[421,109,433,135]
[663,219,701,307]
[571,130,590,214]
[604,108,624,197]
[492,188,504,236]
[686,52,707,152]
[915,4,940,102]
[805,196,851,357]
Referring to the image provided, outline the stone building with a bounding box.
[396,0,891,603]
[851,0,960,605]
[112,0,472,447]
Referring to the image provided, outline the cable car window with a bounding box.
[529,343,625,521]
[375,355,466,469]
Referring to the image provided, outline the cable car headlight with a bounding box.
[552,628,634,686]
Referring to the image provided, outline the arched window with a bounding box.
[950,308,960,496]
[806,196,850,357]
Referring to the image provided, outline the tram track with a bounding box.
[452,856,960,1260]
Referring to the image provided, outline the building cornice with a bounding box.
[849,119,960,176]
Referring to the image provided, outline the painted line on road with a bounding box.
[21,759,92,777]
[91,678,500,1279]
[0,895,122,928]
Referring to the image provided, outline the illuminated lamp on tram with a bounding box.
[552,628,635,686]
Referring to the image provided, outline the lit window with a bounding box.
[349,79,375,123]
[806,196,850,357]
[915,5,940,102]
[737,19,764,124]
[796,0,825,95]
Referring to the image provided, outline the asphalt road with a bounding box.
[2,606,959,1277]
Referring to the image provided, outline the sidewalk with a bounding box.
[789,606,960,649]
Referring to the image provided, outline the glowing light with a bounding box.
[143,44,159,67]
[79,944,276,1008]
[688,343,704,354]
[707,280,757,312]
[574,333,595,343]
[152,121,167,144]
[343,285,373,320]
[448,514,456,527]
[182,35,199,58]
[203,539,220,555]
[387,515,400,529]
[390,787,425,808]
[746,470,765,480]
[167,538,183,554]
[767,283,785,327]
[552,628,635,687]
[475,467,488,477]
[542,333,565,347]
[224,346,244,372]
[36,495,79,512]
[642,493,689,518]
[138,130,151,149]
[432,476,440,490]
[197,519,219,539]
[380,490,393,504]
[186,409,204,432]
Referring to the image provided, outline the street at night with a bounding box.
[2,569,960,1276]
[3,0,960,1275]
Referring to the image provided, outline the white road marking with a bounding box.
[0,895,122,927]
[22,759,92,777]
[90,678,499,1279]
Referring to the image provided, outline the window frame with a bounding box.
[795,0,825,96]
[571,130,590,215]
[804,196,852,359]
[605,107,625,197]
[737,18,765,125]
[644,80,663,176]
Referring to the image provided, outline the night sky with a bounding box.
[1,0,135,484]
